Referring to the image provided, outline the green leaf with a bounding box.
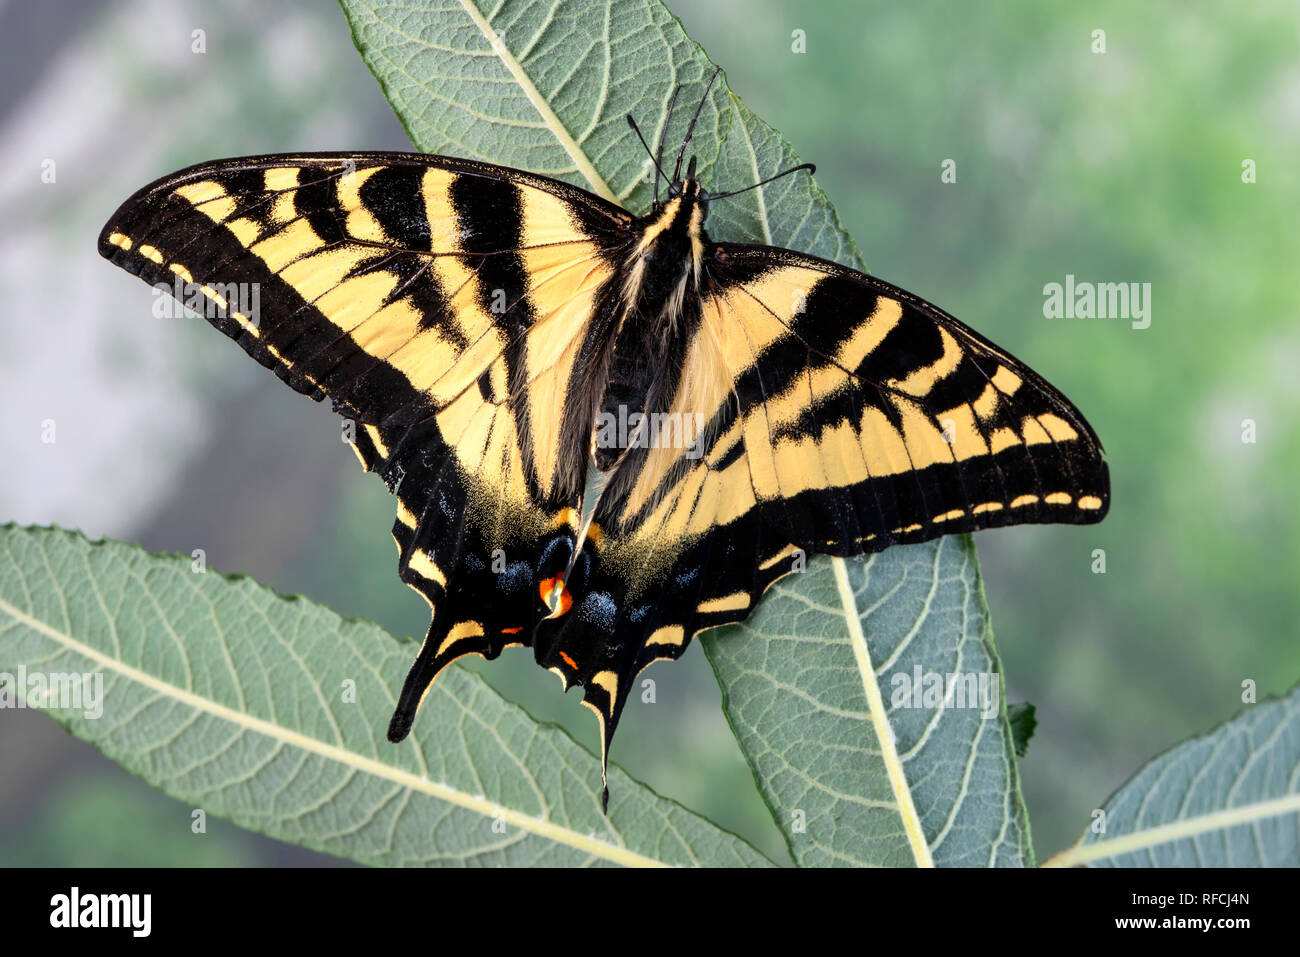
[340,0,730,211]
[0,525,772,867]
[703,94,865,271]
[1045,686,1300,867]
[1008,703,1037,758]
[704,539,1032,867]
[340,0,1030,866]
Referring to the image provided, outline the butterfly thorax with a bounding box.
[621,179,709,305]
[592,178,710,472]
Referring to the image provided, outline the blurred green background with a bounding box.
[1,0,1296,866]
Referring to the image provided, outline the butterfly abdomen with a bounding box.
[593,306,695,471]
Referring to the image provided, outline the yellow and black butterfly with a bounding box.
[99,79,1108,809]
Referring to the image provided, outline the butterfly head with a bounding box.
[666,155,709,208]
[627,103,814,219]
[670,155,712,197]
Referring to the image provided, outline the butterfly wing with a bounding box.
[538,242,1109,769]
[98,151,632,740]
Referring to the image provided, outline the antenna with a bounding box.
[673,66,722,182]
[625,114,670,203]
[654,85,682,206]
[707,162,816,200]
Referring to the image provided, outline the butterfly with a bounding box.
[98,75,1108,810]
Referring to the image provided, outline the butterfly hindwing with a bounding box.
[98,151,634,740]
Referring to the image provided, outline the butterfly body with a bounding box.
[100,143,1108,809]
[593,176,710,471]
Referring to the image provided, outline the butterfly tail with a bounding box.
[387,624,451,743]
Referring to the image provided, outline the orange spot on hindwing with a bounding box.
[559,651,578,669]
[539,576,573,619]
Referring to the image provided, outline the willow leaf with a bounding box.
[340,0,730,209]
[0,525,771,866]
[1045,686,1300,867]
[704,539,1031,867]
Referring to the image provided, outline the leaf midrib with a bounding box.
[1043,793,1300,867]
[456,0,617,201]
[832,557,935,867]
[0,592,668,868]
